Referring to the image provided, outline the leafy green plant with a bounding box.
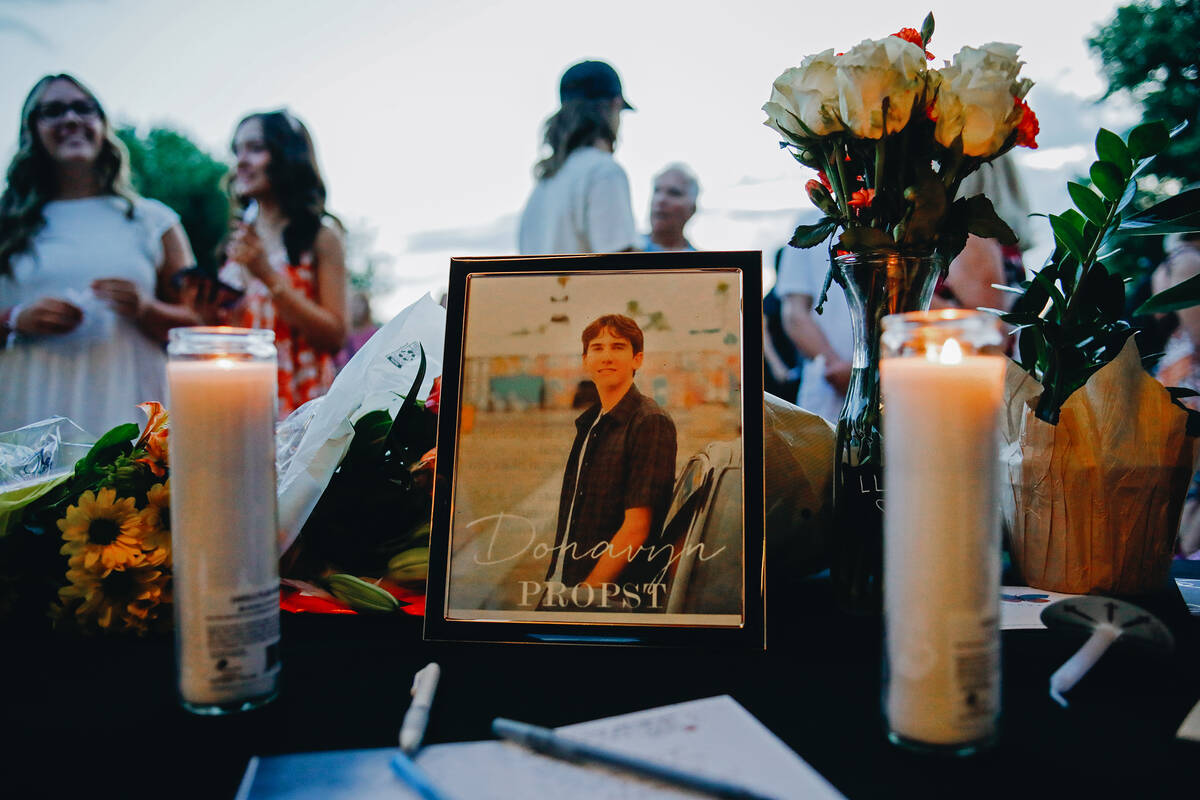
[1002,120,1200,424]
[287,347,438,580]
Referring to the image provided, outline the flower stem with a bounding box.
[831,144,855,226]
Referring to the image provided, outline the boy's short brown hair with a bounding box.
[581,314,644,356]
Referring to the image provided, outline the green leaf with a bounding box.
[90,422,140,454]
[1089,161,1125,202]
[1119,187,1200,235]
[1095,129,1132,178]
[789,218,839,248]
[1017,322,1043,375]
[964,195,1018,244]
[920,12,934,48]
[900,165,947,247]
[1136,272,1200,315]
[344,409,392,467]
[1126,120,1169,161]
[1000,311,1043,326]
[1049,213,1088,263]
[1067,182,1108,226]
[1116,178,1138,215]
[1027,267,1068,318]
[76,423,139,476]
[385,345,428,464]
[837,227,894,252]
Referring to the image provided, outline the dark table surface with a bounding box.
[5,563,1199,800]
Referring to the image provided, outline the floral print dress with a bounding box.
[234,251,335,418]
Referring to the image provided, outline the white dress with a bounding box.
[517,146,637,255]
[0,195,179,435]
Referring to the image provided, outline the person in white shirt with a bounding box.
[0,74,200,434]
[775,242,851,423]
[518,60,637,255]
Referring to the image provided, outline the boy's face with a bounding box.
[583,328,643,393]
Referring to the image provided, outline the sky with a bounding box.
[0,0,1137,319]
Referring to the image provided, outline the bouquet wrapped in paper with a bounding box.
[1001,339,1197,594]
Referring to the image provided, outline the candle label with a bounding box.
[182,583,281,702]
[948,612,1000,734]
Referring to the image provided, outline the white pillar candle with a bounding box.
[880,312,1004,751]
[167,328,281,714]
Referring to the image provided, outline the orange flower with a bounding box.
[135,401,168,447]
[848,188,876,208]
[135,401,169,477]
[1015,99,1039,149]
[816,170,832,191]
[891,27,934,60]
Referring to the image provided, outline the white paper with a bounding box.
[1000,585,1080,630]
[237,695,844,800]
[1178,697,1200,742]
[275,293,445,551]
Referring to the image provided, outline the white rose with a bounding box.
[763,49,844,140]
[932,43,1034,157]
[835,36,928,139]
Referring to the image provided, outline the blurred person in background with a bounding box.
[641,163,698,251]
[334,289,380,371]
[0,74,200,435]
[518,60,637,255]
[763,247,803,401]
[1152,233,1200,559]
[932,154,1033,315]
[775,236,850,423]
[187,110,347,417]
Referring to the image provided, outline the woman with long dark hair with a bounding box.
[0,74,199,434]
[517,60,637,255]
[193,110,347,417]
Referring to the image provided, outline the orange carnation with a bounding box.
[1015,99,1039,149]
[891,27,934,60]
[848,188,876,208]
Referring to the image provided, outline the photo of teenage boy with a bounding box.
[542,314,677,608]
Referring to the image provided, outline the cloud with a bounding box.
[404,214,517,254]
[1025,84,1138,150]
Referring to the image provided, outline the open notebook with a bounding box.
[236,694,845,799]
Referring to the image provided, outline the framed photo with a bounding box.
[424,251,764,647]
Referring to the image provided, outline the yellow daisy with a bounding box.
[138,481,172,559]
[59,555,170,634]
[57,488,147,572]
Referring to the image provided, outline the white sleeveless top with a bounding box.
[0,195,179,435]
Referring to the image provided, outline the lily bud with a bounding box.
[806,179,838,215]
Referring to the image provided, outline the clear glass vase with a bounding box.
[830,251,943,614]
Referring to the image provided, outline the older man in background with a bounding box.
[641,163,698,252]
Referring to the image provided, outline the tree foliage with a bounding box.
[116,126,230,273]
[1089,0,1200,188]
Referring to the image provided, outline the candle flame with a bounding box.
[939,337,964,365]
[214,357,236,370]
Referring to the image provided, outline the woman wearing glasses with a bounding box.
[0,74,199,434]
[189,110,346,417]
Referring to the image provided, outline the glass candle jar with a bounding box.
[167,327,280,714]
[879,310,1005,754]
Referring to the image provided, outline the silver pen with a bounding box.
[399,662,441,754]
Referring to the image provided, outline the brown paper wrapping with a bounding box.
[764,392,835,576]
[1001,338,1197,594]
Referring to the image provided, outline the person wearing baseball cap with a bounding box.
[518,60,637,255]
